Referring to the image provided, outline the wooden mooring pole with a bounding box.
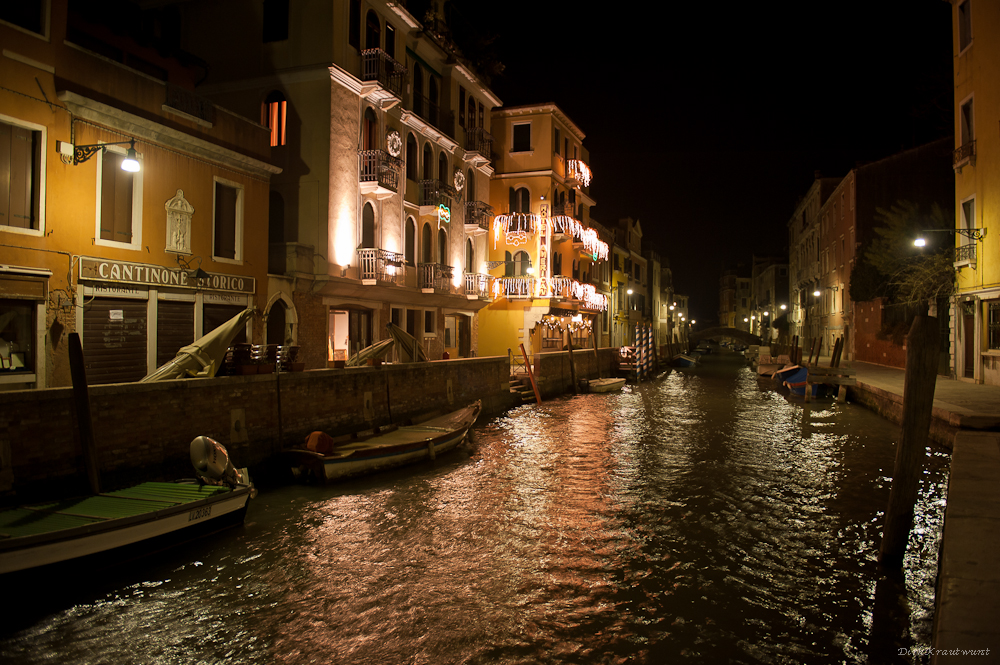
[565,328,579,394]
[878,315,939,568]
[68,332,101,494]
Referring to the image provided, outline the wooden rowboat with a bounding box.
[587,377,626,393]
[285,400,482,483]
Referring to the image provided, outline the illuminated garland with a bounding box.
[489,275,608,311]
[548,216,609,261]
[540,313,593,333]
[567,159,592,187]
[493,213,539,248]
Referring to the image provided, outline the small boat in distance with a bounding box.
[0,438,254,575]
[673,353,699,368]
[586,377,626,393]
[284,401,482,483]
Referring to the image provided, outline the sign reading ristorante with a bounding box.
[79,257,255,294]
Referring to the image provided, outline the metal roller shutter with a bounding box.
[82,297,147,384]
[203,304,247,345]
[156,300,194,368]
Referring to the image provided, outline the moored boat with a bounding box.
[285,400,482,483]
[673,353,699,368]
[0,438,254,575]
[586,377,626,393]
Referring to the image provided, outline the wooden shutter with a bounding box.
[0,122,39,229]
[214,182,238,259]
[101,153,133,242]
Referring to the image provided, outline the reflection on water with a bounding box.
[0,352,948,664]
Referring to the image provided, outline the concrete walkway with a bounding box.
[834,360,1000,662]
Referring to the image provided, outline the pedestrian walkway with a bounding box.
[820,358,999,662]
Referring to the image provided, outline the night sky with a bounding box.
[437,0,955,322]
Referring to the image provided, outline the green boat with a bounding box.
[0,437,254,575]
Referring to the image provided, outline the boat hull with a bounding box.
[588,378,626,393]
[286,401,482,484]
[0,481,253,575]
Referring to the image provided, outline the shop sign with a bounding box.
[79,257,255,294]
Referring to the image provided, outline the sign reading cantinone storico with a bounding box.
[79,257,255,294]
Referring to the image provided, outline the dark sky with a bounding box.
[439,0,955,322]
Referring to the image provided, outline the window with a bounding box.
[444,315,456,347]
[438,152,447,183]
[213,177,243,261]
[478,102,484,129]
[262,0,289,42]
[961,196,976,246]
[554,127,560,156]
[513,250,530,276]
[0,118,43,232]
[0,1,45,35]
[465,238,474,273]
[958,0,972,52]
[422,144,432,180]
[406,133,417,180]
[262,91,287,147]
[988,301,1000,350]
[512,123,531,152]
[97,149,141,248]
[385,23,395,59]
[960,97,974,146]
[509,187,530,214]
[365,10,380,50]
[0,298,35,374]
[438,228,447,265]
[348,0,360,50]
[459,88,466,127]
[424,310,435,334]
[405,217,416,265]
[468,97,477,129]
[361,202,375,248]
[362,107,378,151]
[421,223,432,263]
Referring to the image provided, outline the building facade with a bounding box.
[951,0,1000,384]
[1,1,277,390]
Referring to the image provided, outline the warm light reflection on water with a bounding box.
[0,352,948,664]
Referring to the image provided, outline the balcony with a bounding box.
[420,179,458,216]
[464,273,491,300]
[359,150,402,199]
[465,201,493,235]
[954,140,976,172]
[411,94,454,137]
[358,248,404,285]
[419,263,454,293]
[566,159,592,188]
[464,127,493,166]
[954,243,977,269]
[360,49,406,108]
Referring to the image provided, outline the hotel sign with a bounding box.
[79,258,255,294]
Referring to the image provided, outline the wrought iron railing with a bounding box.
[411,93,454,136]
[357,247,404,284]
[464,127,493,158]
[953,140,976,169]
[551,202,576,219]
[955,243,977,264]
[361,49,406,97]
[420,179,458,207]
[358,150,402,192]
[464,273,491,299]
[465,201,493,231]
[419,263,453,291]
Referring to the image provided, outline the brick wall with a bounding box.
[0,356,513,501]
[854,299,906,368]
[534,348,619,397]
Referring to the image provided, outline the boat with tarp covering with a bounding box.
[0,438,254,575]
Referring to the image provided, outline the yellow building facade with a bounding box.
[480,104,610,358]
[1,2,277,389]
[951,0,1000,384]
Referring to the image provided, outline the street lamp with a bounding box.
[914,227,986,246]
[63,138,141,172]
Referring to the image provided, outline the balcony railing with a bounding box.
[419,263,454,292]
[411,94,454,136]
[465,201,493,233]
[955,243,977,266]
[420,179,458,207]
[359,150,402,194]
[464,127,494,159]
[361,49,406,98]
[358,247,404,285]
[464,273,491,299]
[566,159,592,187]
[551,202,577,219]
[954,140,976,171]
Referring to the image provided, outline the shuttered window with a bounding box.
[82,298,147,384]
[213,179,242,261]
[100,151,133,243]
[0,119,41,230]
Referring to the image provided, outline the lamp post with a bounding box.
[914,227,986,246]
[62,139,141,172]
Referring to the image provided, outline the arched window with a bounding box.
[428,77,439,125]
[406,133,418,181]
[509,187,530,214]
[405,216,416,265]
[421,222,432,263]
[504,250,513,277]
[361,202,375,248]
[262,90,286,147]
[422,144,433,180]
[513,250,530,276]
[365,10,380,50]
[438,152,448,184]
[438,228,448,266]
[412,63,423,118]
[362,107,378,151]
[266,300,289,345]
[465,238,474,273]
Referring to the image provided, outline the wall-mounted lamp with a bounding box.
[780,304,787,310]
[914,227,986,246]
[626,288,634,295]
[61,139,141,172]
[176,255,209,280]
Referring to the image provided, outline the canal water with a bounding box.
[0,351,949,664]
